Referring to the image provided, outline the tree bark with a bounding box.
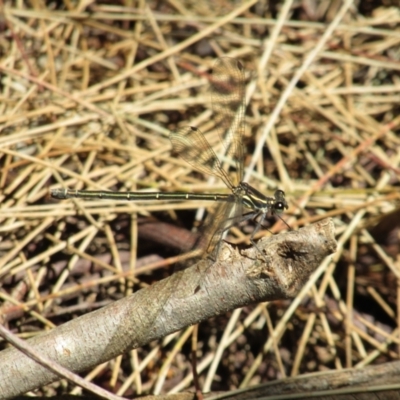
[0,219,336,398]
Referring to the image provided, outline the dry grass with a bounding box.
[1,0,400,397]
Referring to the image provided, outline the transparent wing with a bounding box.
[202,197,244,259]
[210,57,246,186]
[170,126,233,190]
[169,58,247,257]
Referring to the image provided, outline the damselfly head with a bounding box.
[273,189,289,214]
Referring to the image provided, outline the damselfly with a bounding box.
[51,58,288,258]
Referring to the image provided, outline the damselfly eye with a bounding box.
[275,189,285,197]
[275,202,285,213]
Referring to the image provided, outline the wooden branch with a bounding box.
[0,219,336,398]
